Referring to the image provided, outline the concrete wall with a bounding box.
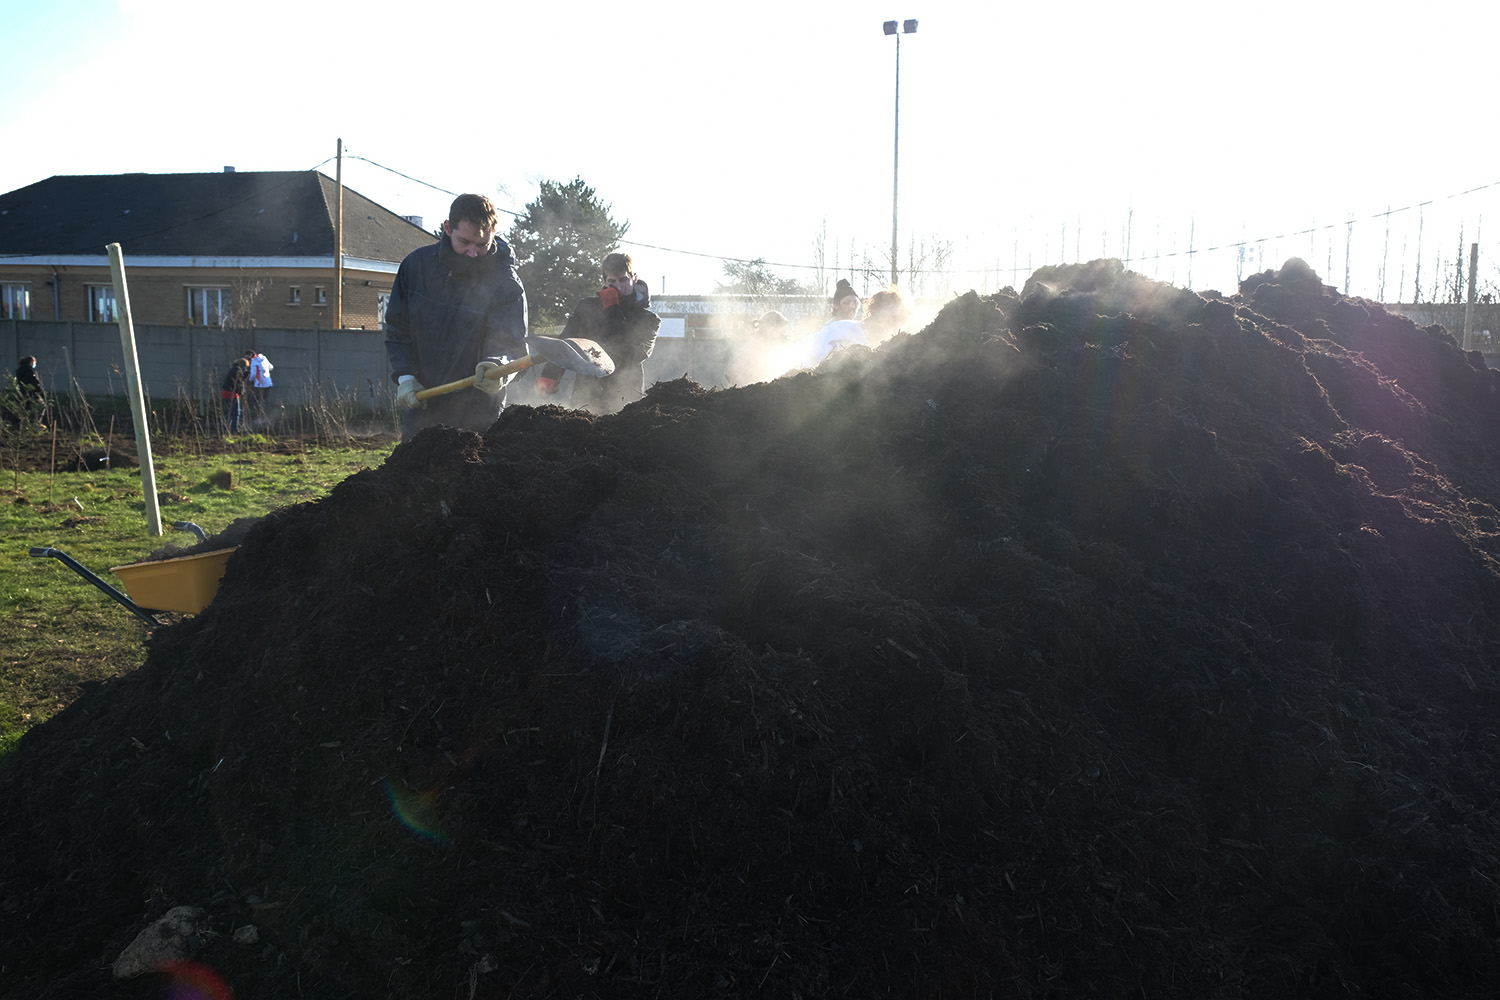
[1383,303,1500,353]
[2,318,737,413]
[17,303,1489,416]
[2,319,394,411]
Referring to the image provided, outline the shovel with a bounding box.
[415,335,614,400]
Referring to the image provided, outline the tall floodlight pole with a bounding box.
[884,18,917,288]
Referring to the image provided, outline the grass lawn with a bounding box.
[0,434,398,757]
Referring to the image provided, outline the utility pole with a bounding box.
[884,19,917,288]
[335,138,344,331]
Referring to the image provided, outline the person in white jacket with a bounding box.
[247,350,274,423]
[810,278,866,364]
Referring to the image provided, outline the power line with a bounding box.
[1121,181,1499,269]
[340,154,525,219]
[5,153,1495,288]
[319,153,1500,281]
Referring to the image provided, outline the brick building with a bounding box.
[0,169,433,331]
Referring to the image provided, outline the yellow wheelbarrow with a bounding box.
[30,522,235,625]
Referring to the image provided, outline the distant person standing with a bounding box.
[729,311,792,386]
[752,310,791,344]
[810,278,866,363]
[535,252,660,415]
[863,287,911,346]
[385,193,528,442]
[221,355,250,433]
[15,355,42,394]
[247,349,274,422]
[11,354,46,426]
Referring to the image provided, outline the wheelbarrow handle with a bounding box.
[29,546,163,625]
[414,355,541,401]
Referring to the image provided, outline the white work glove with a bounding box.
[473,361,510,395]
[395,377,426,410]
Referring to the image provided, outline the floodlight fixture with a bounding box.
[884,18,918,286]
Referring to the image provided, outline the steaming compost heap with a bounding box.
[5,259,1500,999]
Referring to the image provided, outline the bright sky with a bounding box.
[4,0,1497,302]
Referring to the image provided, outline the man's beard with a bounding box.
[443,235,491,275]
[449,250,489,275]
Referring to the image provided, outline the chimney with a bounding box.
[223,166,235,173]
[403,215,424,229]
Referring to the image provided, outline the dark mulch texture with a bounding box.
[5,258,1500,999]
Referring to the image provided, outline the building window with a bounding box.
[186,286,230,327]
[314,286,327,306]
[377,292,391,326]
[288,285,301,305]
[87,285,118,323]
[1,283,30,320]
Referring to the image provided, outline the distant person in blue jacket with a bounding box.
[384,193,528,441]
[246,349,274,424]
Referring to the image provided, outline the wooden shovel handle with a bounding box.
[413,354,541,400]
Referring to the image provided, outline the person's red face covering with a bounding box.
[599,272,635,308]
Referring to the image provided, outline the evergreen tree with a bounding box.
[506,178,629,326]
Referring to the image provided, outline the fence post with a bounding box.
[1462,243,1479,351]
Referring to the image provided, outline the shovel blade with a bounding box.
[530,335,614,378]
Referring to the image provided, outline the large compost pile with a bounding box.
[5,258,1500,999]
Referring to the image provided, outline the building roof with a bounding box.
[0,170,435,263]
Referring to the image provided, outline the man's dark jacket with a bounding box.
[220,358,249,395]
[385,234,528,436]
[541,280,659,414]
[15,363,42,392]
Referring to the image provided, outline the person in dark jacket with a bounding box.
[11,355,46,426]
[535,252,659,415]
[385,193,528,441]
[220,355,250,433]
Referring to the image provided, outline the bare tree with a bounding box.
[902,234,954,297]
[716,259,812,300]
[810,218,828,297]
[228,272,270,333]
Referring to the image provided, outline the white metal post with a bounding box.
[891,29,901,288]
[106,243,162,537]
[885,19,916,289]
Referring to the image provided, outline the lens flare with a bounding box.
[160,960,233,1000]
[385,777,448,843]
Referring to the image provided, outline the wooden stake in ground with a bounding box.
[106,242,163,537]
[1462,243,1479,351]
